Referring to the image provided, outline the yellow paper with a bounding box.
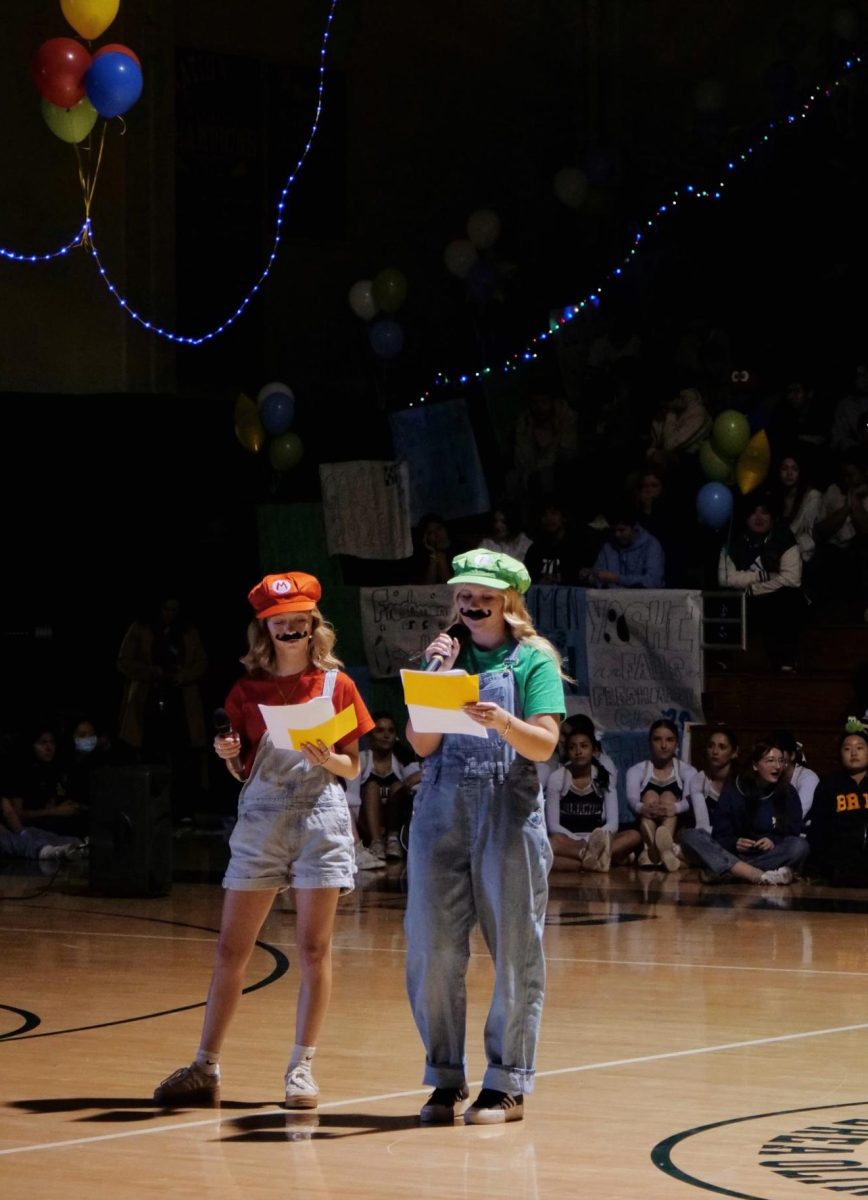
[401,669,479,709]
[258,699,357,751]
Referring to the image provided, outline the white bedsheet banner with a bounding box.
[582,589,704,732]
[319,461,413,560]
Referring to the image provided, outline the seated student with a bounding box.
[65,715,115,808]
[808,719,868,886]
[718,490,806,672]
[353,712,420,862]
[537,713,616,792]
[680,740,809,885]
[5,726,87,839]
[625,719,697,871]
[545,727,641,872]
[688,725,740,833]
[524,502,585,585]
[479,503,533,564]
[0,795,85,862]
[588,502,665,589]
[768,728,819,824]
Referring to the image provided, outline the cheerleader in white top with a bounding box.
[688,726,740,833]
[769,728,819,824]
[546,729,641,871]
[625,719,697,872]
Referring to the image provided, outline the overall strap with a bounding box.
[322,669,338,699]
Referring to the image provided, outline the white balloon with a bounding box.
[466,208,501,250]
[443,238,478,278]
[552,167,588,209]
[348,279,379,321]
[257,381,293,407]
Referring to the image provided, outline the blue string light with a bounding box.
[413,51,863,405]
[1,223,88,262]
[2,0,340,345]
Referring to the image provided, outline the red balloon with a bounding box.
[32,38,91,109]
[94,43,141,68]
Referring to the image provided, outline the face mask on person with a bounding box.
[75,736,98,753]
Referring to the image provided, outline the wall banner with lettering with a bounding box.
[528,586,704,734]
[359,585,454,679]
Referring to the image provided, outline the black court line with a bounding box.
[0,907,289,1043]
[651,1098,868,1199]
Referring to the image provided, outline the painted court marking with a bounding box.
[4,1019,868,1158]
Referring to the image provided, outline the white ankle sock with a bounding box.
[289,1044,316,1069]
[194,1049,221,1076]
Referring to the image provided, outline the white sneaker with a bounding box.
[368,838,385,862]
[654,827,681,873]
[285,1059,319,1109]
[759,866,794,886]
[38,842,84,861]
[354,844,385,871]
[385,833,403,860]
[583,827,611,872]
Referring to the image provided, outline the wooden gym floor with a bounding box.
[4,845,868,1200]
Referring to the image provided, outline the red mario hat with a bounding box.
[248,572,322,618]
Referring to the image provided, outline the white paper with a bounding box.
[258,698,335,751]
[406,703,488,738]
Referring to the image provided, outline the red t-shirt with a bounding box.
[224,669,375,775]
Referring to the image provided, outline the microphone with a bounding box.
[213,708,246,780]
[427,623,471,672]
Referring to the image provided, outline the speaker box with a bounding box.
[88,765,173,896]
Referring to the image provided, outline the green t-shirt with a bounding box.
[457,639,566,719]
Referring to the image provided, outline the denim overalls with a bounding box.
[404,644,553,1095]
[224,670,355,893]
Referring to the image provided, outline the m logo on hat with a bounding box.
[272,578,293,595]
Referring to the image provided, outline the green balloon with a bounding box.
[269,431,303,472]
[698,439,733,483]
[371,267,408,313]
[711,409,750,460]
[41,97,98,144]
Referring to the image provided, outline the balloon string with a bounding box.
[74,121,108,246]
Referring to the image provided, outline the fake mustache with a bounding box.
[276,630,310,642]
[460,608,492,621]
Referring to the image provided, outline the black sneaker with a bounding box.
[419,1084,469,1123]
[463,1088,524,1124]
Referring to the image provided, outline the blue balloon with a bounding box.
[696,482,733,529]
[259,390,295,435]
[368,317,404,359]
[85,53,143,118]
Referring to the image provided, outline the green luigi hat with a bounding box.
[448,548,531,594]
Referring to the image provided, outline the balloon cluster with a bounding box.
[32,2,143,145]
[347,268,408,360]
[443,207,503,305]
[234,383,303,473]
[696,410,771,529]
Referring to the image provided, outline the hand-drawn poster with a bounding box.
[583,590,704,732]
[360,585,454,678]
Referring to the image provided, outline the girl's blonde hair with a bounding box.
[241,607,344,675]
[450,588,570,680]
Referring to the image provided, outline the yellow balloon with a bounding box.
[735,429,771,495]
[234,393,264,452]
[60,0,120,40]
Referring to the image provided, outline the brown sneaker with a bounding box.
[463,1088,524,1124]
[153,1064,220,1106]
[419,1084,469,1123]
